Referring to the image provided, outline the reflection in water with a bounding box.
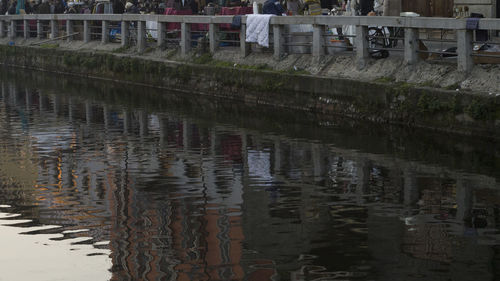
[0,69,500,281]
[0,206,112,281]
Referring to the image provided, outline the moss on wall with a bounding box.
[0,44,499,138]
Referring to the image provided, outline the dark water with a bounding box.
[1,68,500,281]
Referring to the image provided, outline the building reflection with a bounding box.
[0,77,500,281]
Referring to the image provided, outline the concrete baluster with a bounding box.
[137,20,146,53]
[23,19,29,39]
[273,24,284,60]
[37,20,42,39]
[66,19,73,42]
[312,24,325,57]
[180,22,191,56]
[209,22,218,53]
[157,21,165,47]
[404,27,419,65]
[240,23,250,57]
[50,19,57,39]
[83,20,90,43]
[102,20,109,44]
[9,20,15,40]
[457,29,473,74]
[355,25,369,69]
[0,21,4,38]
[121,21,129,47]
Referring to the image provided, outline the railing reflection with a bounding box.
[0,74,500,280]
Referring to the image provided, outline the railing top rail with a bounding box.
[210,16,235,24]
[0,14,499,30]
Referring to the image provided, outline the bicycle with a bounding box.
[367,26,404,59]
[367,26,390,59]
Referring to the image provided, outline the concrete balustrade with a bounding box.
[273,24,284,60]
[157,21,165,48]
[0,21,4,38]
[50,19,57,39]
[1,14,499,73]
[23,19,28,39]
[101,20,109,44]
[180,22,190,56]
[312,24,325,57]
[83,20,90,43]
[36,20,42,39]
[66,19,73,42]
[9,20,15,40]
[355,25,369,68]
[209,23,218,53]
[457,29,474,73]
[404,27,419,65]
[240,23,250,57]
[137,20,146,52]
[121,21,128,47]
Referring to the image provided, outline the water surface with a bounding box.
[1,68,500,281]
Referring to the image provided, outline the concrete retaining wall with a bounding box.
[1,44,500,138]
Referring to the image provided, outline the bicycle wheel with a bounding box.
[390,27,404,48]
[367,27,389,59]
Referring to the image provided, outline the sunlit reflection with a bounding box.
[0,211,111,281]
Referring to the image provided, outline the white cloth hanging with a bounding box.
[245,14,274,47]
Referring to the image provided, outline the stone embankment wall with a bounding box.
[0,44,499,138]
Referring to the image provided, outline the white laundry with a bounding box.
[245,14,273,48]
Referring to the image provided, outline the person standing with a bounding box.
[263,0,285,15]
[286,0,302,15]
[359,0,373,15]
[37,0,50,13]
[304,0,320,15]
[113,0,125,13]
[8,1,17,14]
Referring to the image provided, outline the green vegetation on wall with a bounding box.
[0,44,499,138]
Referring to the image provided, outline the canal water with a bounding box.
[1,68,500,281]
